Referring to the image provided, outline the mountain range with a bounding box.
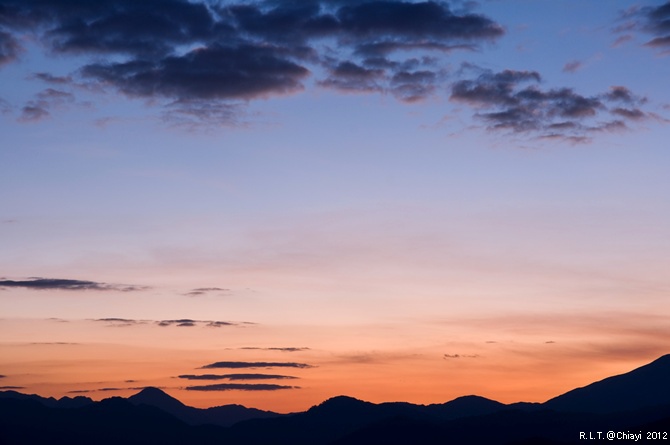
[1,354,669,444]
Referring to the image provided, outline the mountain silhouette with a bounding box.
[422,395,507,420]
[0,396,223,445]
[2,355,670,444]
[129,386,282,427]
[544,354,670,413]
[0,389,93,408]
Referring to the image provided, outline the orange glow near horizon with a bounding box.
[2,314,668,412]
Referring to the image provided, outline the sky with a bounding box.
[1,0,669,413]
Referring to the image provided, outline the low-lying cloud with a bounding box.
[200,361,313,369]
[184,287,230,297]
[239,347,310,352]
[178,373,298,381]
[92,318,241,328]
[185,383,298,391]
[0,277,147,292]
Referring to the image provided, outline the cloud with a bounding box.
[80,43,310,101]
[613,2,670,54]
[162,100,243,130]
[1,0,504,124]
[239,347,310,352]
[184,383,298,391]
[319,61,384,93]
[157,319,235,328]
[32,72,74,84]
[157,319,198,327]
[200,361,313,369]
[0,375,5,378]
[335,1,503,43]
[443,353,479,359]
[30,342,79,345]
[0,386,25,390]
[95,318,144,327]
[178,373,298,381]
[91,317,241,328]
[183,287,230,297]
[562,60,582,73]
[450,66,654,142]
[643,1,670,51]
[206,321,235,327]
[18,103,50,122]
[0,277,147,292]
[18,88,77,123]
[0,30,21,66]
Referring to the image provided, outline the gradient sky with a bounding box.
[1,0,669,412]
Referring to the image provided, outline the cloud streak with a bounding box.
[183,287,229,297]
[0,278,146,292]
[239,347,310,352]
[178,373,298,381]
[92,318,241,328]
[200,361,313,369]
[184,383,298,391]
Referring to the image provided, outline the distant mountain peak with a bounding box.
[317,395,368,407]
[128,387,185,409]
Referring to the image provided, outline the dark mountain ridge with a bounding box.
[544,354,670,413]
[128,386,282,427]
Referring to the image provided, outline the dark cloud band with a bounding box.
[185,383,298,391]
[0,278,146,292]
[200,361,313,369]
[178,373,298,381]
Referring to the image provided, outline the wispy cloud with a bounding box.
[562,60,583,73]
[641,2,670,52]
[17,88,77,122]
[185,383,298,391]
[443,354,480,359]
[0,277,147,292]
[183,287,229,297]
[178,373,298,381]
[0,30,20,66]
[200,361,313,369]
[94,318,145,327]
[92,318,241,328]
[239,347,310,352]
[29,342,80,346]
[450,67,654,142]
[613,2,670,54]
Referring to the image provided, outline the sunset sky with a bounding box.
[1,0,669,413]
